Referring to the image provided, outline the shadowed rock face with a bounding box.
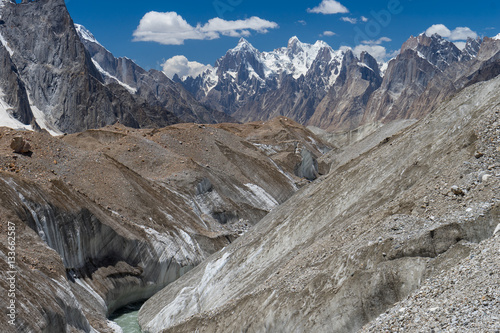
[0,117,331,332]
[0,41,32,126]
[139,75,500,333]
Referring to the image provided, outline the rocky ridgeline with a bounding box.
[177,33,500,138]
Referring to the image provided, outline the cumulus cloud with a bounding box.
[425,24,477,41]
[133,11,278,45]
[321,31,336,37]
[307,0,349,14]
[353,44,389,62]
[453,42,466,50]
[361,37,392,45]
[425,24,451,38]
[361,16,369,22]
[162,55,212,79]
[341,17,357,24]
[449,27,478,40]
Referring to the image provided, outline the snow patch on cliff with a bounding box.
[92,59,138,94]
[0,89,32,131]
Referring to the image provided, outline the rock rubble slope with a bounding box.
[139,74,500,332]
[361,233,500,333]
[0,117,331,332]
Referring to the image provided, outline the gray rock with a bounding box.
[451,185,465,196]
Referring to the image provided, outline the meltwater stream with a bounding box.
[109,302,144,333]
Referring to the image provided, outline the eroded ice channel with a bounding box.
[109,302,143,333]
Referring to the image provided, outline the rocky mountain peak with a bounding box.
[230,37,257,54]
[359,51,380,76]
[74,23,102,47]
[463,36,482,58]
[400,33,462,71]
[287,36,302,49]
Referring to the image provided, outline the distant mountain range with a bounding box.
[175,33,500,134]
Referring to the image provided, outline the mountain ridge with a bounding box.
[177,33,500,137]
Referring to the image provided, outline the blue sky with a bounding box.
[66,0,499,73]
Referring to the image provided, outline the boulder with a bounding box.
[10,136,31,154]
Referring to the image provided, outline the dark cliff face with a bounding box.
[0,0,181,134]
[0,41,32,126]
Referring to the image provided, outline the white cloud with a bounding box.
[297,20,307,26]
[453,41,466,50]
[162,55,212,79]
[361,37,392,45]
[425,24,477,41]
[425,24,451,38]
[307,0,349,14]
[341,17,357,24]
[449,27,477,41]
[361,16,369,22]
[321,31,336,37]
[133,11,278,45]
[353,44,388,62]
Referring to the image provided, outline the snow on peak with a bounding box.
[493,33,500,41]
[314,40,329,48]
[0,31,13,56]
[288,36,301,47]
[231,38,257,53]
[74,24,102,46]
[191,36,345,93]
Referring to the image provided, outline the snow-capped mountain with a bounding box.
[178,37,345,123]
[179,33,500,133]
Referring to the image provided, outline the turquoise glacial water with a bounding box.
[109,302,143,333]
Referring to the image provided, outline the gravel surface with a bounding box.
[361,234,500,333]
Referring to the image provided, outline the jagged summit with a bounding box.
[74,23,101,47]
[287,35,301,48]
[181,35,345,124]
[230,37,257,53]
